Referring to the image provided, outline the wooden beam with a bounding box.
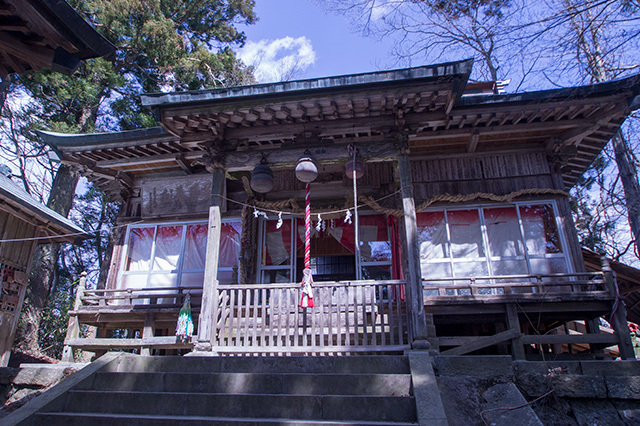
[413,119,592,141]
[5,0,80,53]
[225,140,397,172]
[467,129,480,153]
[0,30,54,69]
[176,154,193,174]
[223,112,447,142]
[440,329,522,356]
[140,313,155,356]
[64,336,193,350]
[520,334,618,345]
[398,151,429,349]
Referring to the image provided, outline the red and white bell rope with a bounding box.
[300,181,315,308]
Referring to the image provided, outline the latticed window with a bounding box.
[258,213,395,284]
[120,220,241,289]
[417,201,571,286]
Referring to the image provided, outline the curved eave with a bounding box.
[0,0,115,77]
[141,59,474,108]
[0,174,87,243]
[458,74,640,188]
[38,127,172,151]
[33,0,115,59]
[460,74,640,109]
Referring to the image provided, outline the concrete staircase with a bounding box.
[26,355,419,425]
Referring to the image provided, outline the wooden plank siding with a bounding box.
[0,210,37,271]
[410,151,554,199]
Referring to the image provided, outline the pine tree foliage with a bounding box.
[7,0,256,357]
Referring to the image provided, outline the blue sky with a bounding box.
[238,0,397,82]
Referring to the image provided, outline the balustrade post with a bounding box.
[195,163,225,352]
[62,271,87,362]
[396,145,429,350]
[601,256,635,359]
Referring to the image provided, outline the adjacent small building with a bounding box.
[0,166,84,365]
[0,0,114,366]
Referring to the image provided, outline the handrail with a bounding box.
[218,279,406,290]
[421,271,609,298]
[422,272,604,283]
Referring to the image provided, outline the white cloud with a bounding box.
[238,36,316,83]
[370,2,394,21]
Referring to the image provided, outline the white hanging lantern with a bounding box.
[295,150,318,183]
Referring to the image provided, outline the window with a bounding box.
[257,213,394,284]
[417,202,571,292]
[120,220,241,290]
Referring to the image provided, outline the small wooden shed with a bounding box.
[0,166,85,365]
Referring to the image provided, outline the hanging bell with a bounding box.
[295,151,318,183]
[345,157,364,179]
[250,156,274,193]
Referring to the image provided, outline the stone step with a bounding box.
[63,390,417,423]
[36,412,418,426]
[84,372,412,396]
[106,355,410,375]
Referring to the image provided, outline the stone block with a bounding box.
[482,383,543,426]
[515,372,550,398]
[12,367,69,387]
[606,376,640,399]
[581,360,640,376]
[570,399,624,426]
[408,351,448,426]
[433,355,513,378]
[618,409,640,425]
[530,396,579,426]
[513,360,581,376]
[552,375,607,398]
[6,388,43,405]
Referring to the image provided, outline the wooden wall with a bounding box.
[0,208,38,366]
[411,151,553,200]
[0,209,37,271]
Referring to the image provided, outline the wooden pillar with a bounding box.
[0,268,29,367]
[140,313,155,356]
[506,304,525,360]
[585,318,605,358]
[550,160,586,272]
[62,272,87,362]
[397,153,429,349]
[195,166,225,352]
[602,257,635,359]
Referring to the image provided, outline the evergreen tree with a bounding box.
[14,0,256,355]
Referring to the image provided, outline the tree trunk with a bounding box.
[97,203,123,289]
[612,132,640,258]
[567,1,640,262]
[16,164,79,353]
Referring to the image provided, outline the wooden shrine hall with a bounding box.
[40,59,640,359]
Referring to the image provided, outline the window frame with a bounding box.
[256,212,393,284]
[119,218,241,289]
[418,200,574,282]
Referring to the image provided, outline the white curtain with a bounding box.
[152,226,183,271]
[125,227,154,271]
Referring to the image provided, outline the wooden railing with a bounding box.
[422,272,610,299]
[213,280,409,354]
[80,286,203,308]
